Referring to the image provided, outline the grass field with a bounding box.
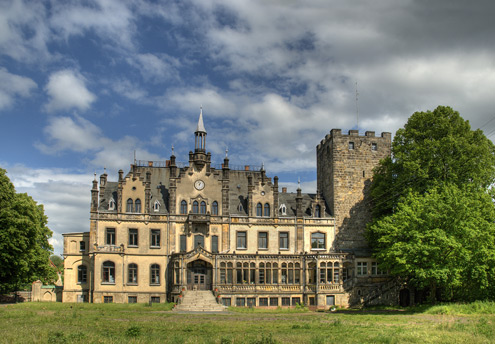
[1,302,495,343]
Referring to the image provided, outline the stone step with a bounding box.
[174,290,227,312]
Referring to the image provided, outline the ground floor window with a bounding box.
[259,297,268,306]
[270,297,278,306]
[222,298,231,307]
[247,297,256,307]
[236,298,246,307]
[309,297,315,306]
[281,297,290,306]
[103,296,113,303]
[292,297,301,306]
[150,296,160,303]
[128,296,137,303]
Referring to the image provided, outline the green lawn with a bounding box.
[1,302,494,343]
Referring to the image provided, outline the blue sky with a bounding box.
[2,0,495,255]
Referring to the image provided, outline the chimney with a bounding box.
[282,187,287,193]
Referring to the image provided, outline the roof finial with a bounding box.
[171,144,175,156]
[196,106,206,133]
[298,177,301,188]
[261,162,265,171]
[103,166,107,174]
[94,172,97,181]
[225,147,228,158]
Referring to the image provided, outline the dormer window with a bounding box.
[153,200,160,212]
[108,198,115,211]
[238,204,243,212]
[280,204,287,216]
[315,205,321,218]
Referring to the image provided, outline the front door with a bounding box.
[187,260,212,290]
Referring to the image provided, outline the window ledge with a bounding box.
[127,283,138,286]
[236,248,247,250]
[150,284,161,286]
[150,246,161,249]
[101,282,116,285]
[311,248,326,251]
[279,248,289,251]
[128,245,138,248]
[258,248,268,251]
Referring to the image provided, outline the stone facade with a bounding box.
[317,129,391,250]
[63,111,393,308]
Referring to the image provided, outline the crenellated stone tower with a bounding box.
[317,129,391,251]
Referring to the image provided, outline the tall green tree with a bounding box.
[370,106,495,219]
[0,168,56,293]
[367,106,495,301]
[369,184,495,301]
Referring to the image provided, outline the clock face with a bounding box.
[194,179,205,190]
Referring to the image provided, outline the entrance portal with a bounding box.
[187,260,212,290]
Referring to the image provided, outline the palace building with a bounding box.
[63,110,394,308]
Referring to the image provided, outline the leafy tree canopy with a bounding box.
[0,168,57,293]
[370,106,495,219]
[368,106,495,301]
[369,184,495,301]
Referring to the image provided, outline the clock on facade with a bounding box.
[194,179,205,190]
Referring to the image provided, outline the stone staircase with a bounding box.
[173,290,227,312]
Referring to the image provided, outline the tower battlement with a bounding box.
[317,129,391,151]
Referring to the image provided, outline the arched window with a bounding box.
[180,200,187,214]
[128,263,138,284]
[126,198,133,212]
[78,265,87,283]
[200,201,206,214]
[135,199,141,213]
[153,200,160,212]
[315,205,321,218]
[102,261,115,283]
[311,232,325,249]
[264,203,270,217]
[150,264,160,285]
[212,201,218,215]
[193,201,199,213]
[194,234,204,248]
[280,204,287,215]
[256,203,262,217]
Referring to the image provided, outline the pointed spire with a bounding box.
[196,106,206,133]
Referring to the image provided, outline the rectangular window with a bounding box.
[128,228,138,247]
[79,241,86,252]
[236,298,246,307]
[259,297,268,306]
[236,231,247,249]
[311,232,325,250]
[292,297,301,306]
[326,295,335,306]
[371,262,385,275]
[247,297,256,307]
[103,296,113,303]
[269,297,278,306]
[371,143,377,151]
[258,232,268,249]
[150,229,160,248]
[150,296,160,303]
[78,266,87,283]
[106,228,115,245]
[279,232,289,250]
[128,296,137,303]
[222,298,231,307]
[212,235,219,253]
[357,262,368,276]
[281,297,291,306]
[180,235,186,252]
[349,141,354,150]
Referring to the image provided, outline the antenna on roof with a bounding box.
[355,81,359,132]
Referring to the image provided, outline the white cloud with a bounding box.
[0,68,37,110]
[44,70,96,113]
[50,0,136,50]
[128,53,181,83]
[4,164,91,256]
[36,115,162,171]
